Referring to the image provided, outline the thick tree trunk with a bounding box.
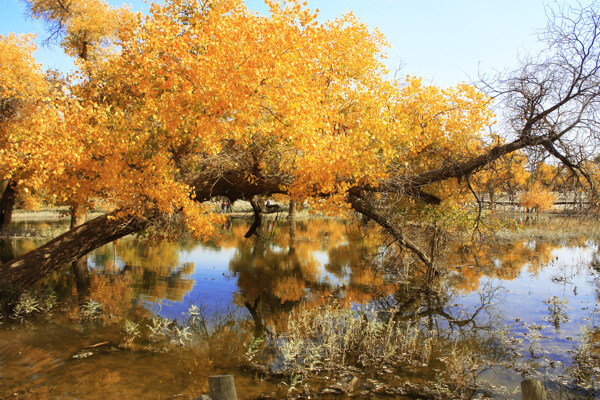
[0,180,18,231]
[70,204,86,229]
[0,213,148,289]
[244,196,264,238]
[288,200,297,220]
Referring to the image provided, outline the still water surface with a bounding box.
[0,217,598,399]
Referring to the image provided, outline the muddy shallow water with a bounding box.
[0,217,599,399]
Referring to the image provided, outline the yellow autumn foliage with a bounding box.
[3,0,497,241]
[32,0,493,237]
[520,183,556,213]
[0,33,66,192]
[25,0,135,62]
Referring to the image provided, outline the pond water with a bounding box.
[0,216,598,399]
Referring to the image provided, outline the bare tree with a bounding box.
[482,2,600,195]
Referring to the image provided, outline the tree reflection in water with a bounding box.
[252,266,511,397]
[226,219,396,336]
[0,218,599,398]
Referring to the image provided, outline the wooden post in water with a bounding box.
[209,375,237,400]
[521,379,547,400]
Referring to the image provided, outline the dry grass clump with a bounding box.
[244,302,484,398]
[277,303,433,376]
[565,324,600,393]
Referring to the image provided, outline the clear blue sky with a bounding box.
[0,0,581,87]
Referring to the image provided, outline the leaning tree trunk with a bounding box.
[0,180,18,231]
[0,213,148,289]
[0,172,287,289]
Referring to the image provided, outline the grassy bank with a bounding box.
[9,200,326,222]
[11,207,103,222]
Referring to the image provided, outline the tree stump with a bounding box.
[521,379,547,400]
[209,375,237,400]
